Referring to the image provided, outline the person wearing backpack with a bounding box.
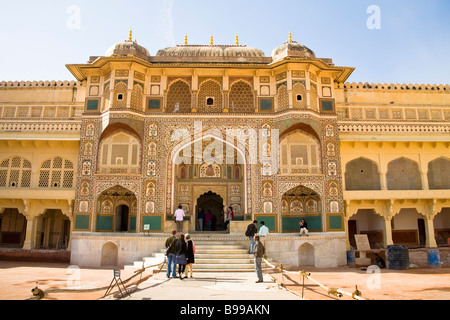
[245,220,258,253]
[253,235,266,283]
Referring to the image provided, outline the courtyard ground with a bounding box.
[0,261,449,300]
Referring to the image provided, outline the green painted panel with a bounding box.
[86,99,99,111]
[282,216,322,232]
[148,99,161,110]
[142,216,162,232]
[97,216,113,231]
[328,214,343,230]
[130,216,136,232]
[260,99,273,111]
[255,215,276,231]
[75,215,90,230]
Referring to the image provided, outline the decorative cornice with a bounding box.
[0,81,84,88]
[338,123,450,134]
[0,121,82,132]
[339,82,450,91]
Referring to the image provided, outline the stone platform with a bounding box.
[70,232,347,269]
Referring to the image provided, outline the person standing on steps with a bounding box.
[165,230,177,279]
[175,233,187,279]
[258,221,269,237]
[185,234,195,278]
[224,206,234,232]
[205,210,213,231]
[245,220,258,253]
[253,235,266,283]
[174,205,185,233]
[197,208,205,232]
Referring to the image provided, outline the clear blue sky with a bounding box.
[0,0,449,84]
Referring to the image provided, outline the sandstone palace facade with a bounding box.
[0,33,449,267]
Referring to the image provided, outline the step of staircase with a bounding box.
[125,239,272,273]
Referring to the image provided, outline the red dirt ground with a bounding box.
[0,261,449,300]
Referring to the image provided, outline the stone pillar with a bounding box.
[424,218,438,248]
[383,218,394,248]
[379,169,387,190]
[420,170,429,190]
[22,216,36,250]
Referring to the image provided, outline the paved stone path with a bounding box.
[102,271,301,301]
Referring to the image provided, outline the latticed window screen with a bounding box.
[131,83,144,111]
[166,80,192,113]
[229,81,254,113]
[198,80,223,113]
[277,84,289,111]
[38,157,75,189]
[0,157,32,188]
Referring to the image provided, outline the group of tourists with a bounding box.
[165,230,195,279]
[172,203,310,283]
[197,205,234,232]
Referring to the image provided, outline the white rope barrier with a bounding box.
[27,258,167,300]
[262,258,366,300]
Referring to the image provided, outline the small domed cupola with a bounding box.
[105,30,151,60]
[271,32,316,62]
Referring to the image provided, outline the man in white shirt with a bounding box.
[258,221,269,237]
[174,205,185,233]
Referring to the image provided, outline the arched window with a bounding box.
[386,157,422,190]
[112,81,128,108]
[428,157,450,189]
[280,131,321,174]
[229,80,254,113]
[198,79,222,113]
[99,131,141,174]
[277,83,289,111]
[0,156,32,188]
[345,158,381,190]
[38,157,74,189]
[166,80,192,113]
[130,83,144,111]
[292,82,307,109]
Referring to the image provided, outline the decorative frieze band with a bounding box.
[339,123,450,134]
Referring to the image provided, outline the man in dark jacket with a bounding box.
[253,235,266,283]
[246,220,258,253]
[165,230,177,278]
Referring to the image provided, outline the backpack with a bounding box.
[245,224,255,237]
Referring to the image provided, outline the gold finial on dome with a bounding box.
[236,34,239,45]
[210,34,214,45]
[129,29,133,41]
[185,34,188,45]
[289,32,293,43]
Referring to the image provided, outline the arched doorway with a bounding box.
[0,208,27,248]
[280,185,322,233]
[96,186,137,233]
[116,205,129,232]
[196,191,224,231]
[169,132,248,231]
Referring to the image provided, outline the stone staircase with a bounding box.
[125,239,273,273]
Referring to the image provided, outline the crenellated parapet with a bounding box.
[338,82,450,91]
[0,80,85,88]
